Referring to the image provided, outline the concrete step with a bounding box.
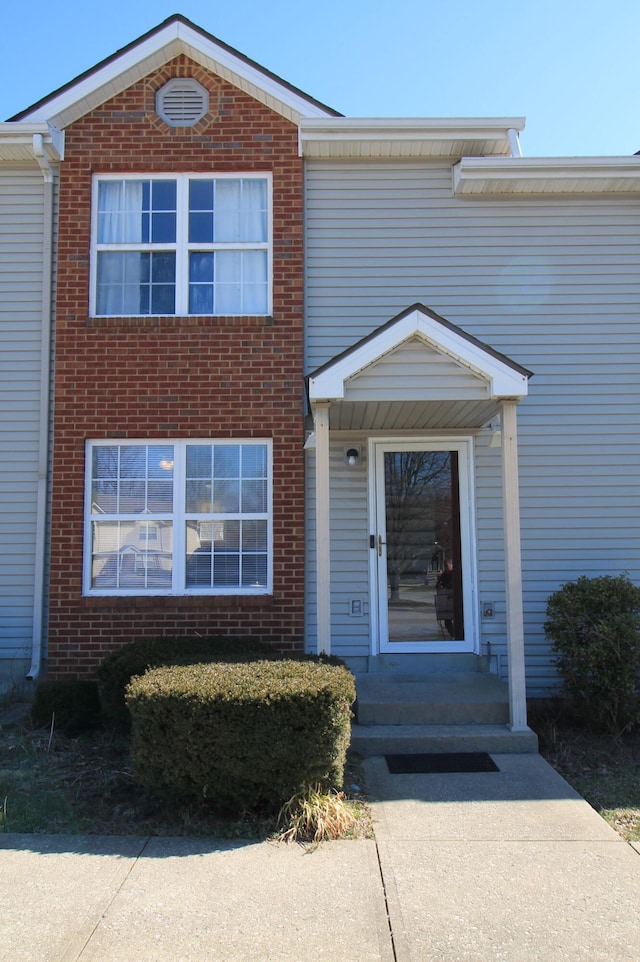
[350,722,539,756]
[354,671,510,726]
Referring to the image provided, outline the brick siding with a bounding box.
[47,56,306,677]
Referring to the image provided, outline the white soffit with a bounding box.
[308,307,530,402]
[299,117,525,159]
[0,123,63,163]
[454,156,640,195]
[15,20,337,128]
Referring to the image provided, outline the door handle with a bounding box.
[377,535,383,557]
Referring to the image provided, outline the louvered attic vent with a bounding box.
[156,78,209,127]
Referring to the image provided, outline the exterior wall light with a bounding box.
[344,446,361,466]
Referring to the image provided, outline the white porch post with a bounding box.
[314,402,331,654]
[500,400,528,731]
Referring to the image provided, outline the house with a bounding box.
[1,15,639,740]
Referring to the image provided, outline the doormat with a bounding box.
[385,752,500,774]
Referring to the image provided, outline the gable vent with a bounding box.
[156,78,209,127]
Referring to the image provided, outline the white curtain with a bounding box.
[98,180,144,243]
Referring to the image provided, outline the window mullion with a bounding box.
[172,443,186,592]
[175,178,189,315]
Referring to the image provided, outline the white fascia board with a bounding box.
[0,122,63,162]
[300,116,525,149]
[308,309,528,401]
[20,21,333,126]
[301,117,526,137]
[454,156,640,194]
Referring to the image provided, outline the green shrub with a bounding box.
[544,574,640,733]
[31,679,102,735]
[125,659,355,812]
[97,636,275,726]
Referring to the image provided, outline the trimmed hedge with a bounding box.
[126,659,355,812]
[544,573,640,733]
[31,679,102,735]
[97,635,275,726]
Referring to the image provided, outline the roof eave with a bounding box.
[0,123,63,164]
[453,156,640,195]
[299,117,526,159]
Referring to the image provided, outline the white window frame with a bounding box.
[90,172,273,317]
[83,439,273,596]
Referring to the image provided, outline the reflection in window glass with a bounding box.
[88,441,269,594]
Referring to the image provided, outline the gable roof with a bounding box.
[9,14,341,128]
[307,304,532,401]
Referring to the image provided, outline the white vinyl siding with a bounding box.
[305,440,371,657]
[305,160,640,693]
[344,339,488,402]
[0,170,48,671]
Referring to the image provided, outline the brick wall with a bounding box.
[47,56,306,677]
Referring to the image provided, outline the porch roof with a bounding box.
[306,305,532,431]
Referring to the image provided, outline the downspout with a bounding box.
[26,133,55,682]
[507,128,523,158]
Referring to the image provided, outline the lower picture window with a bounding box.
[85,440,271,594]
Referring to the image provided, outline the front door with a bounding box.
[373,439,476,653]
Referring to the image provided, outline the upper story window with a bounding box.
[91,173,271,316]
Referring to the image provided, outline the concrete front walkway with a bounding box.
[2,754,640,961]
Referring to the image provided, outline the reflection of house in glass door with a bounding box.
[373,439,475,654]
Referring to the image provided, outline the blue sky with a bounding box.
[2,0,639,157]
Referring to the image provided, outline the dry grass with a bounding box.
[276,783,373,850]
[532,705,640,842]
[0,714,371,844]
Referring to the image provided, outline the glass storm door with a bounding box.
[374,441,475,653]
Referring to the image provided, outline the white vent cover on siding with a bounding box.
[156,78,209,127]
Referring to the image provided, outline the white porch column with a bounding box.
[500,400,528,731]
[314,402,331,654]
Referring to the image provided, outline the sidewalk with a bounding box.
[2,753,640,961]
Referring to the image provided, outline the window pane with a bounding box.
[240,179,268,242]
[151,285,175,315]
[189,283,213,315]
[147,481,173,512]
[189,180,213,210]
[213,480,239,513]
[242,283,268,315]
[189,181,214,243]
[242,445,267,479]
[214,520,239,550]
[92,446,119,479]
[186,548,212,587]
[148,446,174,478]
[97,180,146,243]
[189,211,213,243]
[98,252,170,317]
[215,250,242,282]
[242,480,267,513]
[242,555,267,587]
[152,180,177,211]
[214,180,241,241]
[91,520,173,589]
[119,481,146,513]
[91,480,117,513]
[213,555,240,587]
[186,445,212,478]
[214,446,240,478]
[216,283,242,315]
[120,446,146,478]
[186,480,211,513]
[243,519,267,551]
[151,212,176,243]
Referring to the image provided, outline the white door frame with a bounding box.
[368,436,479,655]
